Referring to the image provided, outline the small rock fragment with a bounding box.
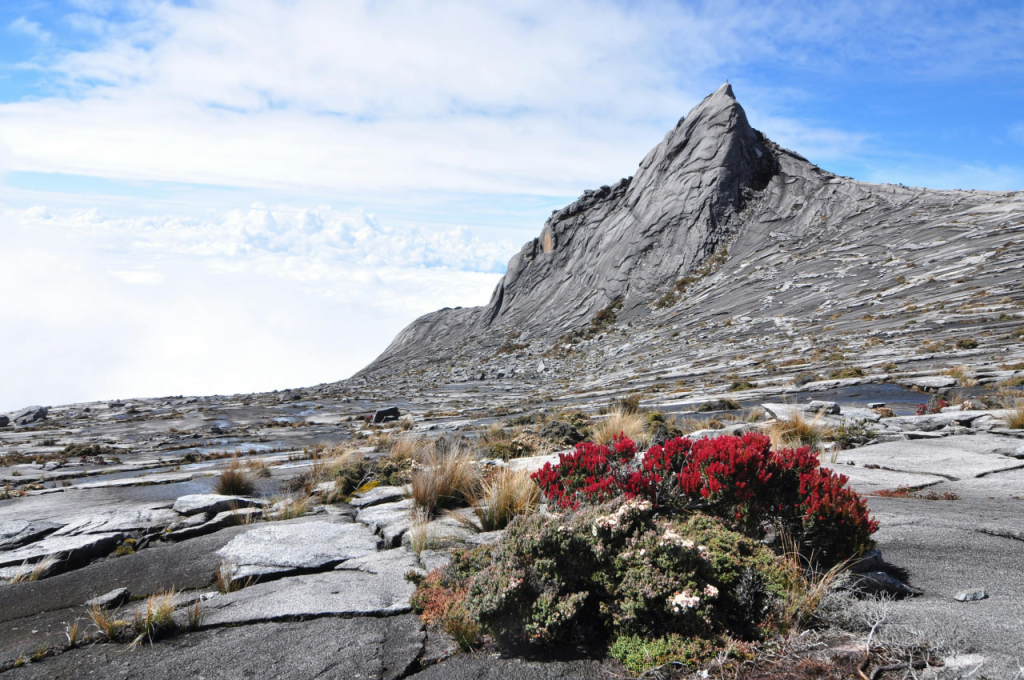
[954,589,988,602]
[85,587,131,610]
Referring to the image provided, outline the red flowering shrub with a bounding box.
[531,434,637,509]
[797,468,878,565]
[533,432,877,565]
[916,397,950,415]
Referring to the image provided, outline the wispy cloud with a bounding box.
[8,16,50,41]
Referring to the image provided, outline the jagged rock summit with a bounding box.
[358,84,1024,387]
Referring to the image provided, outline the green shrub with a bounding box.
[465,500,792,649]
[609,634,724,676]
[828,367,865,379]
[728,379,758,392]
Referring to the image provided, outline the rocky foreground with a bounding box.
[1,375,1022,678]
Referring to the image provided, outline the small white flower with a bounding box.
[669,590,701,612]
[703,584,719,598]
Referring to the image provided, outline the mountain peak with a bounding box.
[358,86,800,373]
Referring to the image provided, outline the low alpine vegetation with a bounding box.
[412,432,880,675]
[215,459,256,496]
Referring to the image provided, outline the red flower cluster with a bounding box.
[531,434,636,509]
[916,398,950,415]
[532,432,878,564]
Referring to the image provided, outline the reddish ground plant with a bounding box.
[532,433,877,566]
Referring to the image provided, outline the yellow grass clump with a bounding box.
[411,445,479,516]
[472,468,540,531]
[590,409,648,447]
[766,409,831,451]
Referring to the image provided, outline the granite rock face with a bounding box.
[353,84,1024,394]
[365,84,776,372]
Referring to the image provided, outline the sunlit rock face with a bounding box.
[357,84,1024,388]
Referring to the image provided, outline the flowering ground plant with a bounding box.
[532,432,877,566]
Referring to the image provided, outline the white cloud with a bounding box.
[0,0,742,195]
[0,207,508,411]
[8,16,51,41]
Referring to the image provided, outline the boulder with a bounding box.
[10,406,47,426]
[167,508,262,541]
[899,376,957,391]
[356,499,414,547]
[0,415,8,427]
[401,515,478,551]
[350,485,408,509]
[955,589,989,602]
[848,571,922,598]
[172,494,266,516]
[84,587,131,610]
[373,407,401,424]
[806,400,840,415]
[52,509,180,536]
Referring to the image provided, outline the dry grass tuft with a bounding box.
[9,555,59,583]
[767,409,831,451]
[411,444,479,516]
[407,513,439,554]
[388,435,422,463]
[215,561,252,593]
[291,444,372,499]
[1002,396,1024,429]
[472,468,540,531]
[215,459,256,496]
[773,532,854,633]
[64,620,81,648]
[590,408,648,446]
[131,590,177,647]
[265,494,310,520]
[942,364,977,387]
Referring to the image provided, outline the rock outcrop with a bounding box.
[355,84,1024,390]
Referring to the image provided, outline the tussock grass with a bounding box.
[942,364,977,387]
[244,459,272,478]
[215,459,256,496]
[215,561,252,593]
[673,416,707,435]
[590,408,647,446]
[411,444,479,517]
[291,444,372,499]
[132,590,177,647]
[407,513,439,554]
[388,434,422,463]
[1002,397,1024,429]
[64,620,81,648]
[767,409,831,451]
[9,555,59,583]
[88,589,179,647]
[269,494,310,520]
[472,468,540,531]
[774,533,854,633]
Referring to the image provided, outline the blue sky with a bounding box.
[1,0,1023,409]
